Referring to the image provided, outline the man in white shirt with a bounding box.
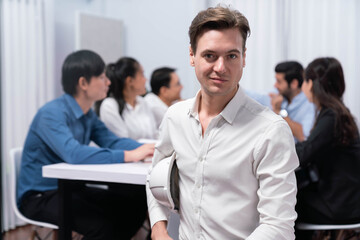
[145,67,183,128]
[146,6,299,240]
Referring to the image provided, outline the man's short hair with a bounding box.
[150,67,176,96]
[275,61,304,88]
[61,50,105,96]
[188,5,251,54]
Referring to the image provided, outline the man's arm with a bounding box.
[270,93,305,142]
[38,108,147,164]
[247,120,299,240]
[283,117,305,142]
[146,112,175,239]
[151,221,172,240]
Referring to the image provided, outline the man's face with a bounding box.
[190,28,246,98]
[85,72,110,101]
[274,73,291,98]
[164,72,182,102]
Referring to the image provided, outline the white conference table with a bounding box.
[43,162,179,240]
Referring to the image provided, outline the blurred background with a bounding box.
[1,0,359,233]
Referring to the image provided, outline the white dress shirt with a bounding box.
[146,87,298,240]
[144,92,169,128]
[99,96,158,140]
[245,89,315,141]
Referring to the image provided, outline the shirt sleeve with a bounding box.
[90,114,142,151]
[248,120,299,240]
[299,103,316,139]
[296,109,335,167]
[36,107,140,164]
[146,112,174,228]
[99,98,129,138]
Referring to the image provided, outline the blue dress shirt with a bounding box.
[17,94,141,204]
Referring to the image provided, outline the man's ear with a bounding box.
[189,46,195,67]
[290,79,299,89]
[159,86,168,97]
[242,47,247,67]
[78,76,88,90]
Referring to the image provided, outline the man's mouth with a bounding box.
[210,77,227,83]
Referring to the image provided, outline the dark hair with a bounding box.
[61,50,105,96]
[275,61,304,87]
[150,67,176,95]
[305,57,358,146]
[189,5,250,54]
[95,57,140,117]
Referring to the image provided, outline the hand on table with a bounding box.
[124,143,155,162]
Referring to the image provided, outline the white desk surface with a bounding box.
[42,162,152,185]
[43,161,180,239]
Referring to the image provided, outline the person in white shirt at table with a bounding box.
[144,67,183,128]
[146,5,299,240]
[97,57,158,141]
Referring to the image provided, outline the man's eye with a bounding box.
[204,54,214,59]
[228,54,237,59]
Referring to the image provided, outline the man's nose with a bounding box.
[213,57,226,74]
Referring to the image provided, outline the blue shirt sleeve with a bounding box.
[34,106,140,164]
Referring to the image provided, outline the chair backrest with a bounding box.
[9,147,58,229]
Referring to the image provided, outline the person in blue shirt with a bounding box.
[17,50,154,240]
[246,61,315,142]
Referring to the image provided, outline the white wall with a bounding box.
[54,0,207,99]
[53,0,360,121]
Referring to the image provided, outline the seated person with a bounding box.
[144,67,183,128]
[18,50,155,240]
[246,61,315,142]
[295,57,360,239]
[97,57,158,141]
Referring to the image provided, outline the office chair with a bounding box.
[296,222,360,240]
[9,147,58,240]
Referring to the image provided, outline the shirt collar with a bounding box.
[188,86,245,124]
[64,94,85,119]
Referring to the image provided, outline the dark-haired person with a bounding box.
[146,6,298,240]
[247,61,315,142]
[295,57,360,239]
[98,57,158,141]
[18,50,154,240]
[144,67,183,128]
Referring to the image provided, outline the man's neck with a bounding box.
[159,95,172,107]
[74,94,93,114]
[287,88,301,104]
[198,87,237,135]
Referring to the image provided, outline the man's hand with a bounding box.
[151,221,172,240]
[124,143,155,162]
[269,93,283,114]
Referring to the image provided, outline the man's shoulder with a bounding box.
[37,95,65,113]
[243,95,280,120]
[35,95,76,121]
[167,97,194,115]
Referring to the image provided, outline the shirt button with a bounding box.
[197,184,201,189]
[194,208,199,214]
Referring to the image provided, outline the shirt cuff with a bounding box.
[112,150,125,163]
